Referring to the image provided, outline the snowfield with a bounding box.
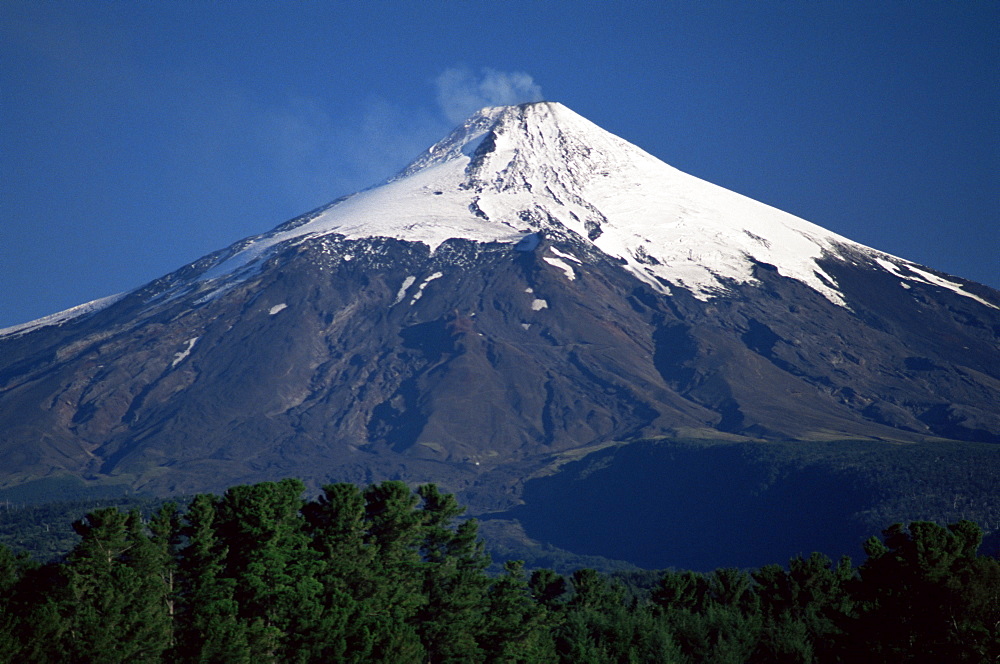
[193,102,991,310]
[4,101,994,338]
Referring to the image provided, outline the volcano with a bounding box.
[2,102,997,568]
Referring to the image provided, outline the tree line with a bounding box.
[0,478,996,663]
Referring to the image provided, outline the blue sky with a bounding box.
[2,1,997,328]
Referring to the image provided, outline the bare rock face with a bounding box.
[1,102,997,532]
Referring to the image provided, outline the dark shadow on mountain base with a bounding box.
[495,440,877,571]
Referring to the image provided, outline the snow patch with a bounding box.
[269,303,288,315]
[410,272,443,305]
[875,258,906,279]
[543,256,576,281]
[172,337,199,368]
[909,264,1000,309]
[905,265,997,308]
[531,299,548,311]
[394,276,417,305]
[0,292,127,339]
[549,246,581,263]
[875,257,996,309]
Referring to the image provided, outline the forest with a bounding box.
[0,478,997,663]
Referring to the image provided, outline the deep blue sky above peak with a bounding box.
[2,1,997,327]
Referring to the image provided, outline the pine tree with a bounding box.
[144,503,183,650]
[851,520,1000,662]
[358,480,427,662]
[753,552,854,662]
[0,544,28,663]
[174,493,252,663]
[482,560,558,663]
[213,478,323,662]
[58,508,171,663]
[301,482,373,661]
[416,484,490,662]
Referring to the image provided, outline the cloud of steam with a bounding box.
[436,67,544,123]
[254,67,545,209]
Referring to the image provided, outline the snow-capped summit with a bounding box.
[195,102,990,309]
[4,101,990,341]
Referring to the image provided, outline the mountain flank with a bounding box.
[1,102,997,568]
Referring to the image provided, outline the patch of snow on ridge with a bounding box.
[874,257,907,279]
[549,247,581,263]
[196,155,525,285]
[394,276,417,305]
[905,265,998,308]
[421,271,444,286]
[874,257,996,309]
[543,256,576,280]
[269,303,288,315]
[410,272,443,305]
[0,292,127,338]
[172,337,199,368]
[531,299,548,311]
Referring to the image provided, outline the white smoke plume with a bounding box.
[256,67,544,207]
[435,67,544,124]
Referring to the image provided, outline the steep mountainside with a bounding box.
[1,102,997,566]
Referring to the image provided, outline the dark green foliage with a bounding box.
[416,485,491,662]
[651,568,761,663]
[555,568,684,663]
[752,552,854,661]
[173,493,251,663]
[56,508,173,662]
[0,480,997,663]
[213,478,323,661]
[481,561,558,662]
[847,520,1000,662]
[0,544,33,662]
[530,567,568,607]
